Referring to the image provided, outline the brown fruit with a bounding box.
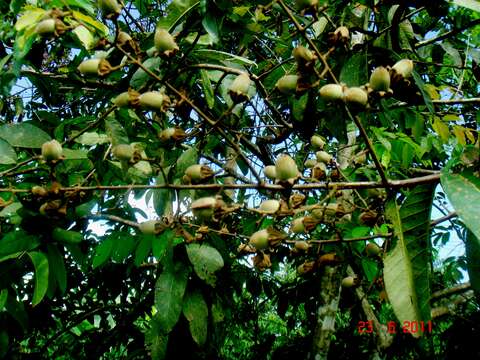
[294,241,310,251]
[297,260,316,275]
[31,186,48,197]
[275,75,299,94]
[359,210,378,226]
[41,140,63,161]
[312,162,327,180]
[112,144,133,161]
[319,84,344,102]
[154,28,179,56]
[369,66,391,92]
[158,127,186,143]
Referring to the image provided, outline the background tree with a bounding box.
[0,0,479,359]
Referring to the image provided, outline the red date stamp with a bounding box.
[357,320,433,334]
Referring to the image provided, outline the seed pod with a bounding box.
[391,59,414,79]
[249,229,270,250]
[311,135,325,149]
[304,158,317,168]
[295,241,311,251]
[303,216,318,232]
[253,252,272,271]
[98,0,122,17]
[113,90,140,107]
[34,19,56,35]
[41,140,63,161]
[344,87,368,107]
[295,0,318,11]
[330,26,350,45]
[138,220,159,235]
[353,152,367,165]
[293,45,317,69]
[341,275,359,288]
[229,73,252,103]
[158,127,186,143]
[291,217,305,233]
[297,260,316,275]
[316,150,333,164]
[77,58,112,76]
[117,31,132,46]
[263,165,277,180]
[138,91,170,111]
[289,193,306,208]
[312,162,327,180]
[31,186,48,197]
[359,210,378,226]
[275,75,299,95]
[369,66,391,92]
[112,144,133,162]
[275,154,299,181]
[185,164,214,182]
[258,199,280,214]
[366,242,382,257]
[154,28,179,56]
[191,197,217,220]
[319,84,344,102]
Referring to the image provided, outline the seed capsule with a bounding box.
[291,217,305,233]
[258,199,280,214]
[391,59,414,79]
[312,162,327,180]
[369,66,391,92]
[304,158,317,169]
[263,165,277,180]
[138,91,170,111]
[311,135,326,149]
[191,197,217,220]
[158,127,186,143]
[316,150,333,164]
[154,28,179,56]
[275,154,299,181]
[359,210,378,227]
[319,84,344,102]
[77,58,112,76]
[185,164,214,182]
[341,275,359,288]
[98,0,122,17]
[366,242,382,257]
[112,144,133,161]
[275,75,299,95]
[35,19,55,35]
[138,220,160,235]
[113,90,140,107]
[229,73,252,103]
[31,186,48,197]
[41,140,63,161]
[344,87,368,107]
[249,229,270,250]
[294,241,310,251]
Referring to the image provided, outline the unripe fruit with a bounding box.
[139,91,170,111]
[191,197,217,220]
[291,217,305,233]
[344,87,368,107]
[334,26,350,41]
[249,229,270,250]
[112,144,133,161]
[275,154,299,181]
[319,84,344,102]
[229,73,251,103]
[311,135,325,149]
[138,220,159,235]
[304,158,317,168]
[312,162,327,180]
[316,150,333,164]
[366,242,382,257]
[154,28,179,55]
[113,90,140,107]
[98,0,122,17]
[369,66,391,92]
[263,165,277,180]
[259,199,280,214]
[296,0,318,10]
[391,59,414,79]
[158,127,186,143]
[117,31,132,46]
[294,241,310,251]
[41,140,63,161]
[297,260,316,275]
[34,19,55,35]
[341,275,358,288]
[77,58,112,76]
[275,75,299,94]
[293,45,316,67]
[185,164,214,182]
[31,186,48,197]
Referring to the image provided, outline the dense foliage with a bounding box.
[0,0,479,358]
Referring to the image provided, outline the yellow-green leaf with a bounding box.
[432,118,450,142]
[73,25,94,49]
[15,8,46,31]
[72,10,108,36]
[28,251,49,306]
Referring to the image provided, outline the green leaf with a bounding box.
[0,138,17,164]
[72,25,94,50]
[0,230,39,259]
[154,264,189,333]
[175,146,198,177]
[383,185,434,337]
[182,289,208,346]
[52,228,83,245]
[202,12,219,43]
[5,292,28,330]
[73,132,110,145]
[146,319,168,360]
[111,233,136,262]
[441,170,480,240]
[14,8,46,31]
[0,202,22,218]
[466,230,480,295]
[200,70,215,108]
[27,251,49,306]
[0,123,50,148]
[92,237,114,269]
[105,117,129,146]
[46,245,67,295]
[129,57,161,89]
[71,10,108,35]
[186,244,224,286]
[157,0,200,31]
[134,235,152,266]
[193,49,257,66]
[412,71,434,114]
[339,53,368,87]
[0,289,7,311]
[452,0,480,12]
[153,170,173,217]
[153,229,173,261]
